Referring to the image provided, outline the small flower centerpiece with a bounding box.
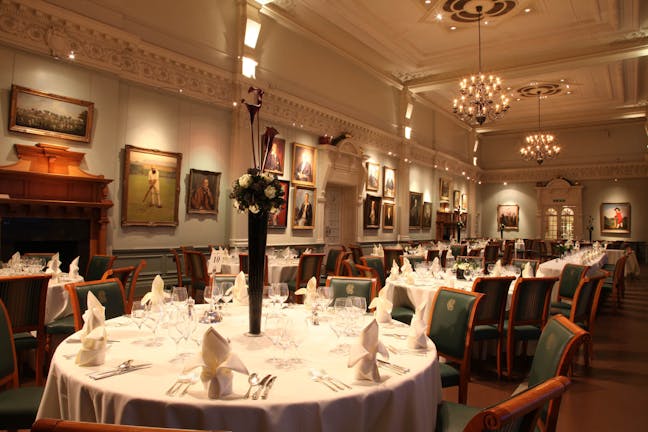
[453,260,476,280]
[230,87,285,336]
[586,216,594,242]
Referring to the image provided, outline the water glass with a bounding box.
[129,300,146,330]
[171,286,188,306]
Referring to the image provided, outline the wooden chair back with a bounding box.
[66,278,127,331]
[126,260,147,313]
[295,253,325,289]
[324,247,344,276]
[471,276,515,327]
[184,250,209,299]
[383,247,403,275]
[360,256,386,287]
[101,266,135,294]
[85,255,116,281]
[568,271,608,331]
[0,298,20,389]
[426,249,440,262]
[349,245,363,264]
[326,276,377,310]
[556,264,589,303]
[355,263,382,291]
[335,252,351,276]
[610,254,628,309]
[501,243,514,265]
[511,258,540,275]
[169,248,187,287]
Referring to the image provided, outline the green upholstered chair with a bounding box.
[85,254,116,281]
[287,253,325,302]
[550,264,589,312]
[184,249,210,300]
[382,247,403,276]
[483,244,500,267]
[238,253,269,287]
[471,276,515,378]
[511,258,540,275]
[0,299,44,431]
[450,244,467,258]
[324,247,345,277]
[349,245,364,264]
[325,276,376,310]
[360,256,386,288]
[125,260,147,313]
[436,375,571,432]
[66,278,127,331]
[0,274,51,385]
[503,276,557,379]
[400,254,425,268]
[170,248,192,289]
[354,264,382,291]
[601,254,626,311]
[427,287,483,404]
[341,257,361,277]
[101,265,135,296]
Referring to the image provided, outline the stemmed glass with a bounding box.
[167,308,187,362]
[264,314,287,364]
[287,316,310,364]
[276,283,289,310]
[220,282,233,314]
[129,300,146,331]
[329,298,351,354]
[171,286,188,308]
[348,296,367,332]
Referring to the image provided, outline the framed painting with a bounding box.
[9,84,94,143]
[187,169,220,215]
[293,186,315,229]
[268,180,290,229]
[452,190,461,210]
[439,178,450,203]
[383,202,395,229]
[262,137,285,175]
[383,166,396,199]
[292,143,316,186]
[600,202,631,234]
[364,195,382,229]
[461,193,468,211]
[422,202,433,228]
[409,191,423,228]
[121,145,182,227]
[497,204,519,230]
[366,162,380,192]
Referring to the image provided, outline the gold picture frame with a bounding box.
[383,166,396,199]
[291,143,316,186]
[187,169,220,215]
[366,162,380,192]
[292,186,315,229]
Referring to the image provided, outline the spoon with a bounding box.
[243,372,259,399]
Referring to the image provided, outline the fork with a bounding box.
[166,374,193,396]
[319,369,351,390]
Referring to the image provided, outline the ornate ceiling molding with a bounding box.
[482,161,648,184]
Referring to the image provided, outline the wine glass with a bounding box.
[349,296,367,331]
[167,309,186,362]
[287,316,310,364]
[263,285,275,313]
[316,286,332,311]
[129,300,146,330]
[276,283,289,309]
[264,314,287,364]
[329,298,351,354]
[171,286,188,307]
[211,282,223,308]
[220,282,233,314]
[463,267,473,281]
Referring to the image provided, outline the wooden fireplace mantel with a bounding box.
[0,143,113,255]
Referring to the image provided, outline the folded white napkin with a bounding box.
[348,319,388,382]
[9,251,20,266]
[378,244,384,257]
[565,239,573,248]
[226,272,248,305]
[408,302,429,350]
[522,262,534,278]
[490,259,503,277]
[68,256,80,278]
[295,276,317,305]
[186,327,248,399]
[372,245,379,256]
[431,257,441,274]
[303,248,312,255]
[390,260,400,277]
[45,252,61,276]
[405,272,416,285]
[141,275,166,306]
[75,291,107,366]
[401,257,413,274]
[368,288,392,323]
[208,248,223,274]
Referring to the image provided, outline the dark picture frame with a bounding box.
[293,186,315,229]
[262,137,285,175]
[9,84,94,143]
[383,202,395,229]
[600,202,631,234]
[366,162,380,192]
[497,204,519,230]
[439,178,450,203]
[422,202,433,228]
[292,143,316,186]
[364,195,382,229]
[452,190,461,210]
[187,169,220,215]
[383,166,396,199]
[121,145,182,227]
[268,180,290,229]
[409,191,423,228]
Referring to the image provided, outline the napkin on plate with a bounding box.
[68,256,80,278]
[141,275,166,307]
[348,319,388,382]
[186,327,248,399]
[226,272,248,305]
[75,291,107,366]
[295,276,317,305]
[208,248,223,274]
[45,252,61,276]
[490,259,503,277]
[401,257,413,274]
[407,302,429,350]
[368,288,392,323]
[522,262,534,278]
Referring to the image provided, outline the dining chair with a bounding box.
[503,276,557,379]
[0,274,51,385]
[601,254,627,311]
[382,247,403,276]
[550,264,589,312]
[31,419,226,432]
[238,253,269,286]
[427,287,484,404]
[334,252,351,276]
[450,244,467,259]
[84,255,116,281]
[501,243,514,265]
[471,276,515,378]
[126,260,147,313]
[288,253,325,302]
[101,265,135,295]
[169,248,192,288]
[354,263,382,291]
[341,256,361,277]
[436,375,571,432]
[184,249,210,300]
[426,249,440,262]
[323,247,345,278]
[522,315,590,432]
[483,244,500,268]
[0,299,44,431]
[399,254,425,268]
[511,258,540,275]
[360,256,386,288]
[325,276,376,310]
[468,247,482,257]
[348,244,363,264]
[66,278,127,331]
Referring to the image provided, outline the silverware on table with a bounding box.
[317,369,351,390]
[377,358,410,374]
[309,370,338,392]
[88,361,152,380]
[261,376,277,399]
[252,374,272,400]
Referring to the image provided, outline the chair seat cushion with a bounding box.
[13,332,37,350]
[391,306,415,325]
[473,324,499,341]
[503,321,542,341]
[439,362,460,388]
[551,308,570,318]
[0,386,44,430]
[550,301,571,310]
[436,401,481,432]
[45,315,75,335]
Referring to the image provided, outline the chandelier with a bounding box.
[452,5,510,126]
[520,91,560,164]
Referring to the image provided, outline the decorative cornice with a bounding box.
[482,161,648,183]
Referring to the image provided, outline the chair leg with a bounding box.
[506,336,515,379]
[496,336,502,380]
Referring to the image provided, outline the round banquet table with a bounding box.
[38,305,442,432]
[221,257,299,284]
[44,273,85,324]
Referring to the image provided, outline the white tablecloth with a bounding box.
[605,250,640,277]
[221,258,299,284]
[44,273,84,324]
[537,251,607,279]
[38,305,442,432]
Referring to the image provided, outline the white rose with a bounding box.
[233,200,240,209]
[264,186,276,199]
[261,172,274,182]
[239,174,253,188]
[249,204,260,214]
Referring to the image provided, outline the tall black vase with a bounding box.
[247,211,268,335]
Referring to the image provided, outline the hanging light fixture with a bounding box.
[520,91,560,164]
[452,5,510,126]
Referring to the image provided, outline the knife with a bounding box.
[376,359,410,374]
[252,374,272,400]
[261,376,277,399]
[89,363,152,380]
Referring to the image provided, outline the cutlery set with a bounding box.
[386,344,428,357]
[377,359,410,375]
[88,359,152,380]
[246,373,278,400]
[166,373,197,397]
[309,369,351,392]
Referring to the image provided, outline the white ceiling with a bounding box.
[44,0,648,136]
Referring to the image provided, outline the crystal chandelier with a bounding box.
[452,5,510,126]
[520,91,560,165]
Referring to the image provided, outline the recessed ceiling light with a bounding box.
[503,182,508,185]
[560,79,565,82]
[516,98,521,101]
[435,13,442,20]
[450,26,457,30]
[426,0,432,4]
[478,181,482,185]
[524,8,531,13]
[566,91,572,95]
[484,21,489,25]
